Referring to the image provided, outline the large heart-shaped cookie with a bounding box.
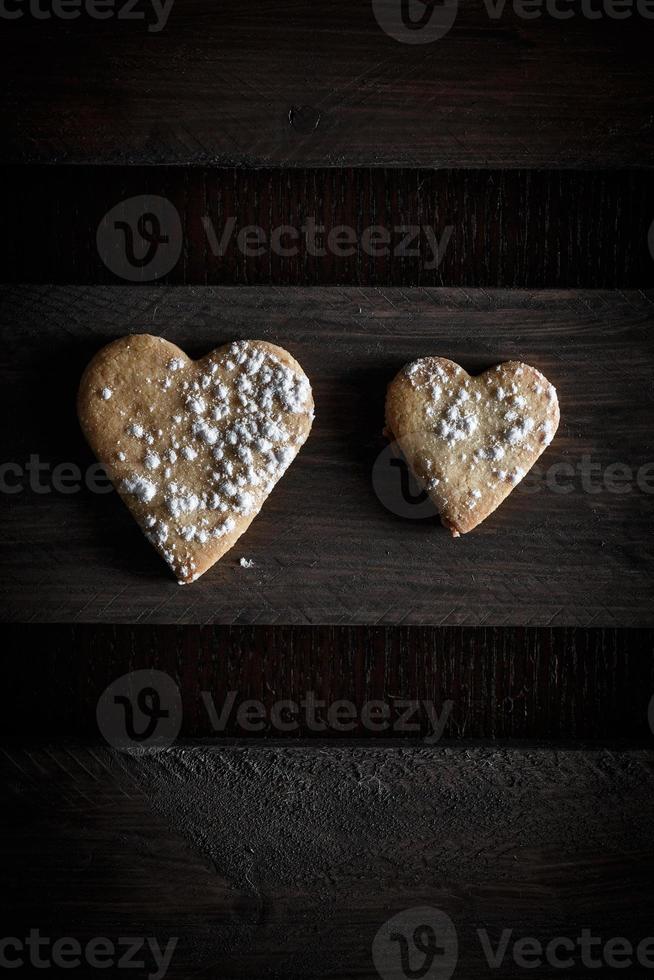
[385,357,560,535]
[78,335,314,583]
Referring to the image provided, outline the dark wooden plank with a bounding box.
[1,285,653,625]
[0,742,256,977]
[3,740,654,978]
[3,167,653,287]
[2,626,654,741]
[1,1,653,167]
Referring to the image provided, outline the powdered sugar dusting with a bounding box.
[122,474,157,504]
[506,417,535,446]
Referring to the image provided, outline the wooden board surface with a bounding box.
[3,625,654,741]
[3,167,654,288]
[3,741,654,978]
[1,1,653,168]
[2,285,653,625]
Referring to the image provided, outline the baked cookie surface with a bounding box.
[385,357,560,536]
[78,335,314,583]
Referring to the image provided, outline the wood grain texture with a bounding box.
[1,742,247,978]
[3,741,654,978]
[2,626,653,740]
[1,1,653,168]
[3,167,653,287]
[1,285,653,625]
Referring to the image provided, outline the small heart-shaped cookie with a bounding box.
[78,335,314,583]
[385,357,560,535]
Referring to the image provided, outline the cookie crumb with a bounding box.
[239,557,255,568]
